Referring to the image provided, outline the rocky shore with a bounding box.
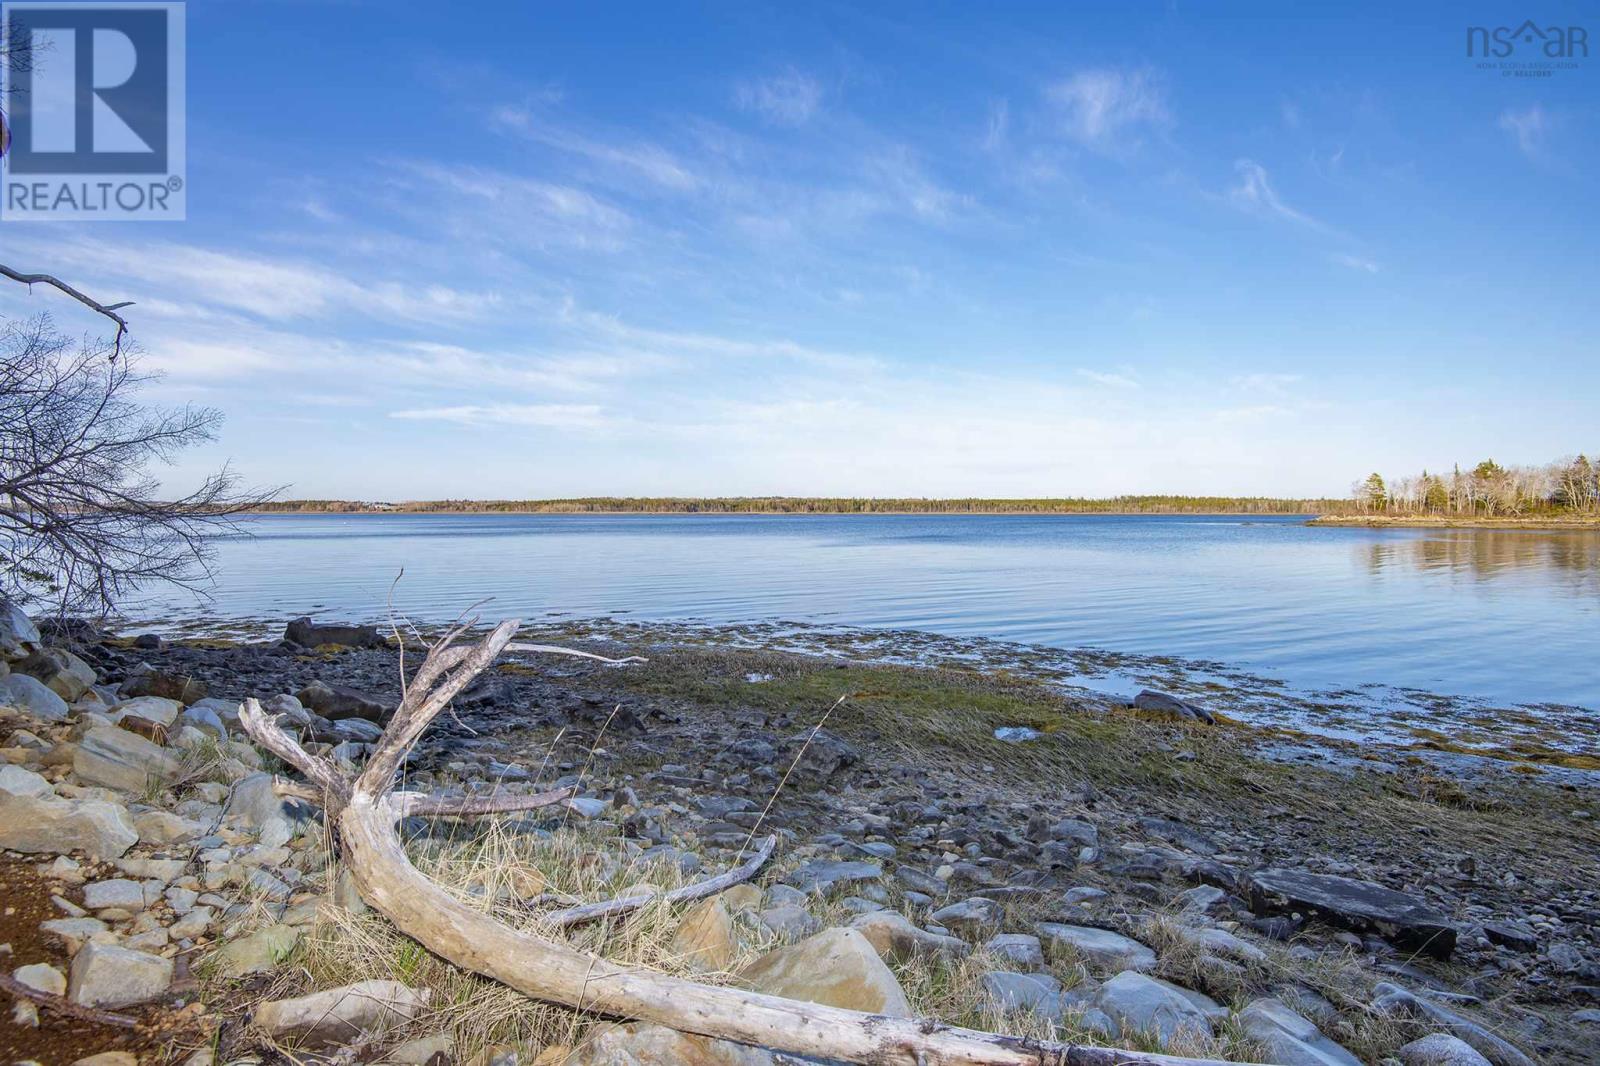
[1,601,1596,1064]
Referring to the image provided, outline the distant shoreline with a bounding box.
[1308,514,1600,530]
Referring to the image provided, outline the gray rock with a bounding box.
[83,878,158,911]
[1091,970,1215,1044]
[283,616,387,649]
[206,924,301,978]
[1373,983,1533,1066]
[14,962,67,996]
[226,772,305,838]
[982,971,1063,1020]
[0,672,70,721]
[252,979,427,1048]
[387,1032,457,1065]
[1398,1034,1494,1066]
[118,669,207,705]
[40,917,111,952]
[110,695,183,727]
[895,866,947,896]
[68,942,173,1008]
[296,679,390,722]
[930,897,1003,931]
[784,728,858,779]
[759,903,821,940]
[0,764,54,797]
[1250,868,1457,959]
[73,725,180,793]
[0,786,137,860]
[1036,923,1157,972]
[847,910,969,962]
[1239,997,1361,1065]
[785,859,881,895]
[16,648,96,701]
[1132,689,1214,724]
[984,933,1045,969]
[1048,818,1099,846]
[0,598,42,659]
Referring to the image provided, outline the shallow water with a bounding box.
[125,513,1599,709]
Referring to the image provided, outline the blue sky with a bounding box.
[2,0,1596,499]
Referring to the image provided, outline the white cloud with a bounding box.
[490,106,699,190]
[1077,369,1139,389]
[1046,68,1169,147]
[389,403,609,428]
[1229,160,1322,229]
[1331,253,1379,273]
[1498,104,1549,158]
[735,69,823,126]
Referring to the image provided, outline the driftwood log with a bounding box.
[239,616,1268,1066]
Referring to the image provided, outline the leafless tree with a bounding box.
[0,315,274,613]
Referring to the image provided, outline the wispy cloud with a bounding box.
[735,69,823,126]
[1229,160,1322,229]
[490,105,699,190]
[1330,252,1379,273]
[1498,104,1550,159]
[389,403,609,428]
[1046,67,1169,148]
[1077,369,1139,389]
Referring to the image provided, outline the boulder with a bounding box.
[0,787,137,859]
[109,695,183,727]
[386,1032,456,1065]
[1372,983,1533,1066]
[0,672,70,721]
[284,616,387,649]
[134,809,204,843]
[784,728,858,779]
[739,927,911,1017]
[16,648,97,701]
[848,910,969,962]
[226,771,308,839]
[981,971,1064,1020]
[1398,1035,1494,1066]
[564,1022,775,1065]
[206,924,301,979]
[252,980,427,1048]
[71,1055,139,1066]
[0,599,42,659]
[73,725,180,793]
[0,763,55,797]
[1239,997,1362,1065]
[1250,869,1457,959]
[669,897,736,972]
[119,669,207,705]
[68,942,173,1008]
[1091,971,1215,1045]
[14,962,67,996]
[984,933,1045,969]
[1036,923,1157,973]
[758,904,820,940]
[1132,689,1214,724]
[296,679,390,722]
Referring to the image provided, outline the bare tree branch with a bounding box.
[538,833,776,930]
[0,265,132,355]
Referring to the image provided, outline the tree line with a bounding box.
[1354,455,1599,516]
[254,495,1352,515]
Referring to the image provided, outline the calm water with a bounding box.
[125,513,1600,709]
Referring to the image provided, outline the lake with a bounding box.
[124,513,1599,709]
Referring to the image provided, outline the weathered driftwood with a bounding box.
[239,616,1268,1066]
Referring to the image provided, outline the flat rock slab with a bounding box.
[1249,868,1457,959]
[784,859,881,894]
